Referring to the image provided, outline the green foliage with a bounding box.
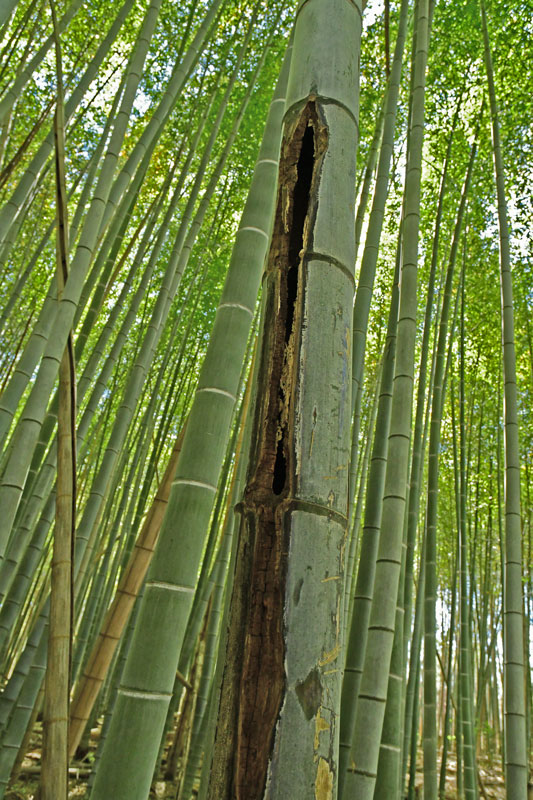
[0,0,531,795]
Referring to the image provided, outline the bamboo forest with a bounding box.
[0,0,532,797]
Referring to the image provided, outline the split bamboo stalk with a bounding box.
[209,0,361,790]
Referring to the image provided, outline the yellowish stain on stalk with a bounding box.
[314,708,330,753]
[314,757,333,799]
[318,643,340,667]
[322,464,348,479]
[339,529,347,571]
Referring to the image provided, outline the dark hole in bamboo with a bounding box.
[272,122,315,496]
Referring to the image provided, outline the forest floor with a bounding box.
[4,722,506,799]
[411,752,505,799]
[5,731,505,800]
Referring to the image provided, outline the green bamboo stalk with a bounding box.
[88,34,291,800]
[0,0,215,530]
[384,244,458,794]
[178,349,256,792]
[448,369,465,800]
[73,16,267,603]
[343,367,380,633]
[339,243,400,798]
[0,0,166,546]
[402,93,463,666]
[438,368,461,800]
[347,0,410,512]
[0,0,143,451]
[177,534,231,799]
[158,344,254,783]
[406,534,426,800]
[172,321,258,696]
[476,452,493,729]
[374,518,408,798]
[83,584,144,795]
[40,6,74,795]
[0,0,136,251]
[196,341,260,800]
[402,231,442,794]
[94,0,224,241]
[480,4,528,796]
[459,272,478,800]
[345,0,428,794]
[0,0,84,122]
[0,613,48,797]
[354,102,385,261]
[423,125,479,800]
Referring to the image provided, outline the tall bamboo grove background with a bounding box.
[0,0,531,798]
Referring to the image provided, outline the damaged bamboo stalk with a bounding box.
[208,1,361,796]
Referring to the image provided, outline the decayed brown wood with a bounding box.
[208,101,327,800]
[68,425,186,758]
[236,104,324,800]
